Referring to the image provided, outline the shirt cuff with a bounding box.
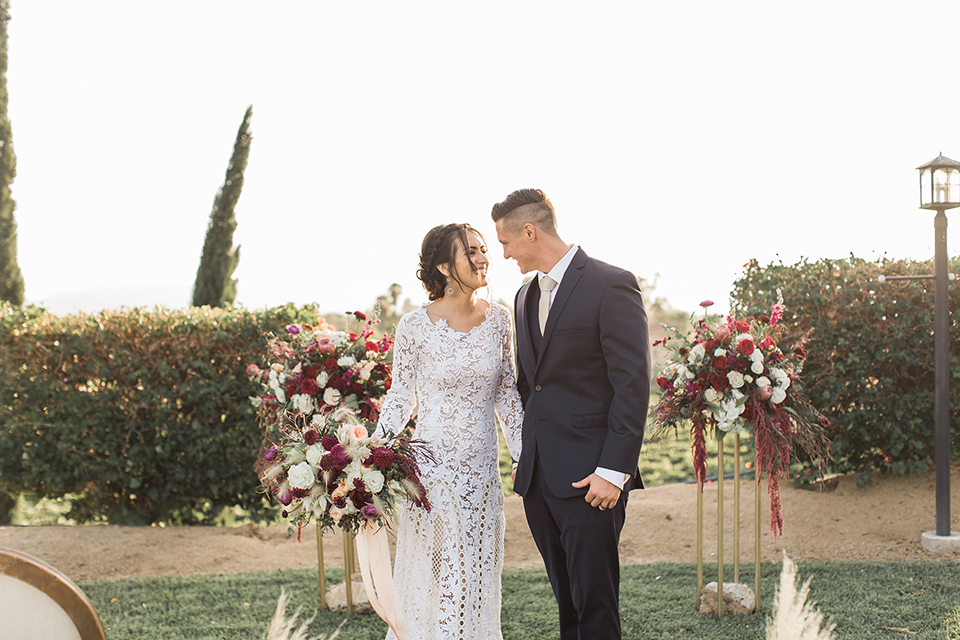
[595,466,629,490]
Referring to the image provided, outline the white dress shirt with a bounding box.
[537,245,631,491]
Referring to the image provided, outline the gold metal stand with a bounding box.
[696,484,703,610]
[733,434,740,584]
[343,529,356,615]
[696,434,763,617]
[755,450,762,612]
[717,437,724,618]
[316,522,327,610]
[315,526,359,615]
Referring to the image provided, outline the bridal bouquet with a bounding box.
[258,408,433,536]
[650,294,830,535]
[248,311,394,429]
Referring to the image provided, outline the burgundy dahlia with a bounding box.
[370,447,396,467]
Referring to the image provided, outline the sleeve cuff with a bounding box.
[595,466,629,490]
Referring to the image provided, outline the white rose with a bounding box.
[704,388,721,403]
[678,365,695,380]
[288,462,316,490]
[751,360,764,375]
[306,444,325,467]
[362,469,385,493]
[744,375,753,383]
[714,348,727,357]
[291,393,315,414]
[344,459,364,487]
[337,356,356,368]
[323,387,342,406]
[771,368,791,389]
[359,363,374,382]
[275,388,286,404]
[756,376,771,388]
[310,414,325,427]
[727,371,745,389]
[317,371,330,388]
[771,387,787,404]
[751,349,764,363]
[690,344,706,363]
[332,332,350,347]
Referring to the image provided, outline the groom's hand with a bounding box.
[572,474,621,510]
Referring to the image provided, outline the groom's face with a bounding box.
[495,219,536,274]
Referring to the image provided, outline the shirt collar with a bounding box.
[539,244,578,286]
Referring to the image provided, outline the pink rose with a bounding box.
[758,385,774,401]
[351,424,368,440]
[317,338,336,354]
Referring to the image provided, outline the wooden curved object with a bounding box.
[0,547,106,640]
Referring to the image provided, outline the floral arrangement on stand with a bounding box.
[650,294,831,535]
[249,311,428,535]
[248,311,395,428]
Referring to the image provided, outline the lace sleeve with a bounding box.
[375,314,417,438]
[493,304,523,463]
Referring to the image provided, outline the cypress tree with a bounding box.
[192,105,252,307]
[0,0,24,306]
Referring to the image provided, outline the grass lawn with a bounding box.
[79,560,960,639]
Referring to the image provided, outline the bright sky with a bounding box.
[9,2,960,317]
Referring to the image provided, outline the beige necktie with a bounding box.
[538,276,557,334]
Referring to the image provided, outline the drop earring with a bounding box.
[445,278,456,297]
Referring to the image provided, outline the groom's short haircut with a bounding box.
[491,188,558,236]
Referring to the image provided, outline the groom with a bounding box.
[492,189,650,639]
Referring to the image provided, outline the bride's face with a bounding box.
[449,231,489,293]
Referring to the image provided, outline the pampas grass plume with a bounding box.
[263,588,344,640]
[766,552,836,640]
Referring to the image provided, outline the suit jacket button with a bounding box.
[535,385,542,391]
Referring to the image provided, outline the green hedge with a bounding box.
[0,302,321,524]
[730,255,960,486]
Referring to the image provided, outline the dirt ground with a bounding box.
[1,467,958,583]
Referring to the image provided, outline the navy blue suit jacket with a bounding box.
[513,248,650,499]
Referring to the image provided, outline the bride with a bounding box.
[374,222,523,640]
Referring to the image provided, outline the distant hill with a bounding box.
[28,285,193,316]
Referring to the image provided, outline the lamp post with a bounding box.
[916,153,960,550]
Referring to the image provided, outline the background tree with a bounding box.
[0,0,24,306]
[192,106,252,307]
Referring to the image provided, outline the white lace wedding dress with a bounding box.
[375,302,523,640]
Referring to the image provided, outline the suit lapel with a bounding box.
[516,278,538,378]
[536,248,587,369]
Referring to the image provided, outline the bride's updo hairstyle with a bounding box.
[417,223,485,301]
